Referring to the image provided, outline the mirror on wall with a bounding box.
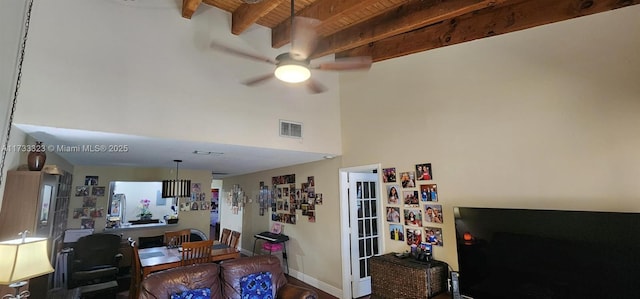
[107,181,177,227]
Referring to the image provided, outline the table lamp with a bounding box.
[0,232,54,299]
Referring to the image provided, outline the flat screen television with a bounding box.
[453,207,640,299]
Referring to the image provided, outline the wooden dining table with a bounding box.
[138,241,240,277]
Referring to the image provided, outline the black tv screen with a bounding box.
[453,207,640,299]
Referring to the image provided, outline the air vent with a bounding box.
[280,120,303,138]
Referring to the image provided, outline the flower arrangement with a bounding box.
[138,198,152,220]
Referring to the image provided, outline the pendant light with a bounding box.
[162,160,191,199]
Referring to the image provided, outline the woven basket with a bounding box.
[370,253,447,299]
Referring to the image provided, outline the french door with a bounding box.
[348,172,381,298]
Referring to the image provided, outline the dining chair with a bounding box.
[181,240,214,266]
[228,230,241,249]
[164,229,191,247]
[220,228,231,245]
[129,240,142,299]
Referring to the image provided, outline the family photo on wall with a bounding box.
[385,162,444,246]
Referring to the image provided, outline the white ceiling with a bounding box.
[15,124,335,178]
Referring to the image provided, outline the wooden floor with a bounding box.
[286,274,339,299]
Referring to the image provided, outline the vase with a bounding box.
[27,141,47,171]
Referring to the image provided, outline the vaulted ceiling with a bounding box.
[182,0,638,63]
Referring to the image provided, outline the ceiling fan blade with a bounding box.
[290,17,321,61]
[242,73,275,86]
[210,41,276,65]
[313,56,373,71]
[306,79,327,94]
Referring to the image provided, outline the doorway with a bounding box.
[339,164,384,299]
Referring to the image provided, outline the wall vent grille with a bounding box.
[280,120,303,138]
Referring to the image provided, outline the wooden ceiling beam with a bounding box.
[337,0,639,62]
[271,0,396,48]
[311,0,507,59]
[232,0,283,35]
[182,0,203,19]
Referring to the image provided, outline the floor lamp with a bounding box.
[0,231,54,299]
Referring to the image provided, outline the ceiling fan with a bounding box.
[210,0,372,94]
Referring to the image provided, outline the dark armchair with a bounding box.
[68,233,123,289]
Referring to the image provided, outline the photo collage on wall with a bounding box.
[383,163,444,247]
[179,183,209,211]
[73,175,107,229]
[269,174,322,224]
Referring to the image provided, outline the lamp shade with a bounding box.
[0,237,54,284]
[274,64,311,83]
[162,179,191,198]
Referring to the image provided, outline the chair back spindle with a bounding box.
[229,231,241,249]
[164,229,191,246]
[220,228,231,245]
[129,240,142,299]
[181,240,213,266]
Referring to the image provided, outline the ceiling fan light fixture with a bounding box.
[275,63,310,83]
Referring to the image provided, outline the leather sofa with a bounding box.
[139,255,318,299]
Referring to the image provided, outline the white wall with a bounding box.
[14,0,342,155]
[218,182,244,248]
[0,0,28,206]
[339,5,640,270]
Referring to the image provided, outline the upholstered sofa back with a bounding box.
[138,255,317,299]
[219,255,287,299]
[139,263,222,299]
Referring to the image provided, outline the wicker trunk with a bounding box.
[370,253,448,299]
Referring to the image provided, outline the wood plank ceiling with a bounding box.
[183,0,638,63]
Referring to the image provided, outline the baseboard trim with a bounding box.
[240,247,343,298]
[287,268,343,298]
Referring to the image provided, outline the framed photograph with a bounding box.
[75,186,90,197]
[389,224,404,241]
[81,218,95,229]
[404,208,423,227]
[90,208,104,218]
[420,184,438,202]
[382,168,397,183]
[403,190,419,206]
[307,176,315,186]
[190,202,199,211]
[91,186,105,196]
[416,163,433,181]
[82,197,97,208]
[424,204,443,224]
[84,176,99,186]
[386,185,400,205]
[308,211,316,223]
[73,208,89,219]
[270,222,282,234]
[386,207,401,223]
[406,227,423,246]
[180,202,191,211]
[400,171,416,188]
[192,183,202,193]
[425,226,444,246]
[314,193,323,205]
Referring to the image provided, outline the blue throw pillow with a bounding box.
[170,287,211,299]
[240,271,273,299]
